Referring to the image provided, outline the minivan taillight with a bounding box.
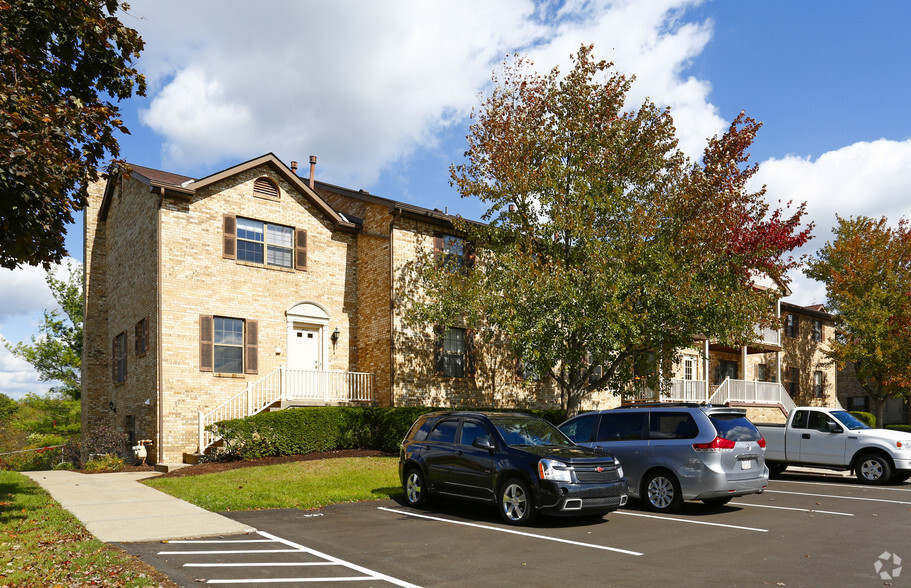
[693,436,735,451]
[757,437,766,448]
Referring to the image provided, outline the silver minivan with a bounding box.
[559,404,768,512]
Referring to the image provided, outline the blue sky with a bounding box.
[3,0,911,399]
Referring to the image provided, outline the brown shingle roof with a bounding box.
[128,163,194,187]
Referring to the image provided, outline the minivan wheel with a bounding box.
[499,478,536,525]
[856,453,892,485]
[404,468,427,507]
[643,471,683,513]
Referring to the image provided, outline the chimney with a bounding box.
[309,155,317,189]
[290,160,298,174]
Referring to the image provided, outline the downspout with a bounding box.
[156,188,164,462]
[388,207,402,407]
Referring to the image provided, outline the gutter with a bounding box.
[389,207,402,407]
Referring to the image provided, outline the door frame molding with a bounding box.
[286,301,331,370]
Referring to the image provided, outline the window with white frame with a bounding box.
[684,357,694,381]
[236,218,294,268]
[214,317,245,373]
[812,319,823,342]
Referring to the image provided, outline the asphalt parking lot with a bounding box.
[122,471,911,587]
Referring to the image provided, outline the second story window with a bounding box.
[236,218,293,268]
[785,314,799,338]
[434,233,473,274]
[811,319,823,342]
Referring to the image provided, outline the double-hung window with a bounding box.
[811,319,823,342]
[813,370,824,398]
[236,218,293,268]
[785,314,799,338]
[214,317,244,373]
[200,315,259,375]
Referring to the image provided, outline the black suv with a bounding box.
[399,411,628,525]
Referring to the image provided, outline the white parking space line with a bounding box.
[158,531,421,587]
[774,479,911,492]
[765,489,911,505]
[729,502,854,516]
[614,511,768,532]
[377,507,643,556]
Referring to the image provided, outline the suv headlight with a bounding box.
[538,459,572,482]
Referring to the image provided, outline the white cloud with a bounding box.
[129,0,723,184]
[0,265,55,322]
[0,337,51,400]
[753,138,911,305]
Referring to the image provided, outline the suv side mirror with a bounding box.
[472,436,496,452]
[826,421,843,434]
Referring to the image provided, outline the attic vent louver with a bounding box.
[253,177,279,199]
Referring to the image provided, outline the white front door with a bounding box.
[289,326,321,371]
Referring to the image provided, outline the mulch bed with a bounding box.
[95,449,392,478]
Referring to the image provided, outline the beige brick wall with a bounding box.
[82,175,161,462]
[155,166,357,461]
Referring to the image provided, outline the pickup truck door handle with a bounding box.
[802,433,811,439]
[848,436,858,440]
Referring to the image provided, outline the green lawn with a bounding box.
[143,456,403,511]
[0,471,179,587]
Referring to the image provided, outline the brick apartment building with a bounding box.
[82,153,837,463]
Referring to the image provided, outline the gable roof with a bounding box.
[98,153,356,231]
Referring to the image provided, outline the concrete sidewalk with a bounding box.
[23,470,256,543]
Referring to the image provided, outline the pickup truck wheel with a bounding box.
[768,463,787,477]
[856,453,892,485]
[643,470,683,513]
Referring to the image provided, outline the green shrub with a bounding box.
[850,411,876,428]
[886,424,911,433]
[209,406,569,460]
[83,454,125,473]
[0,446,63,471]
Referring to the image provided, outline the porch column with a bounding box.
[741,345,747,379]
[776,350,782,384]
[704,339,710,401]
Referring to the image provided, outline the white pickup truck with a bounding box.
[756,407,911,484]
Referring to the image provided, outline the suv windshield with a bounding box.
[709,414,763,442]
[490,415,571,447]
[831,410,871,431]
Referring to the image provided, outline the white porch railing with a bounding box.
[624,379,708,403]
[198,365,374,454]
[708,378,797,412]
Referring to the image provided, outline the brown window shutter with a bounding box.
[295,229,307,270]
[433,326,444,376]
[134,322,141,354]
[143,317,150,354]
[245,320,259,374]
[112,338,117,381]
[200,315,214,372]
[466,329,477,378]
[223,215,236,259]
[434,233,443,264]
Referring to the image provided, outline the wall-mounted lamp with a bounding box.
[331,327,340,345]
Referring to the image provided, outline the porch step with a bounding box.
[155,462,191,473]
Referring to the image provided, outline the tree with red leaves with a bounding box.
[404,45,811,415]
[805,216,911,425]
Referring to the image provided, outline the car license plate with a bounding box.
[741,459,752,470]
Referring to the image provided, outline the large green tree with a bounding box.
[403,45,811,415]
[804,215,911,425]
[0,0,145,269]
[5,262,84,400]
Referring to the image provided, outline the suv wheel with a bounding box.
[499,478,536,525]
[643,470,683,513]
[856,453,892,485]
[404,468,427,506]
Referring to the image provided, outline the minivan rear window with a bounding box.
[710,414,762,442]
